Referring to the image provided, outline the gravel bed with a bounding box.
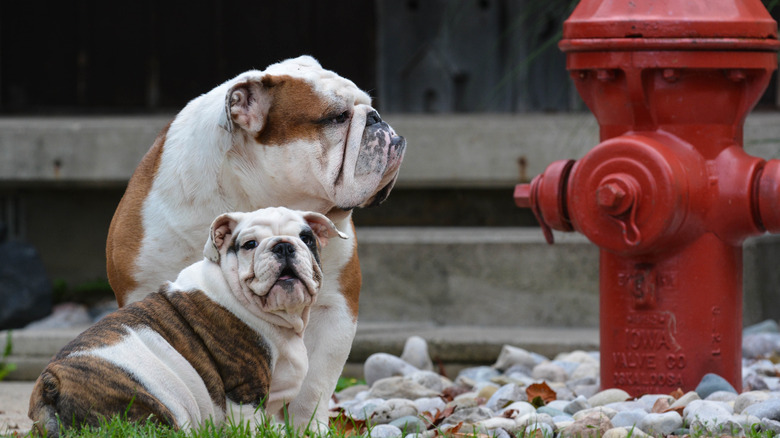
[332,320,780,438]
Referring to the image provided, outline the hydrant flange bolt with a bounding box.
[662,69,679,83]
[728,69,746,82]
[597,69,616,82]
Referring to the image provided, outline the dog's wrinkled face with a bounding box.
[221,56,406,211]
[204,207,347,333]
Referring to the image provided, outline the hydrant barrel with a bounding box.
[516,0,780,395]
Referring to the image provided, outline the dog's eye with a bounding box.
[299,231,315,246]
[330,111,349,124]
[241,240,258,250]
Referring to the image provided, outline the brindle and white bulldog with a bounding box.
[105,55,406,428]
[30,207,346,436]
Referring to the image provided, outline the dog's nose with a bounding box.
[366,110,382,127]
[272,242,295,258]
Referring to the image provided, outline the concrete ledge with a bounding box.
[0,116,170,186]
[2,112,779,188]
[0,323,599,381]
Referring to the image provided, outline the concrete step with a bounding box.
[355,227,780,328]
[355,228,600,328]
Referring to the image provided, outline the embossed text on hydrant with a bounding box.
[612,310,685,392]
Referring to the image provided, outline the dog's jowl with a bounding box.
[30,207,346,435]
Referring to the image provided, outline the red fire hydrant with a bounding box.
[515,0,780,395]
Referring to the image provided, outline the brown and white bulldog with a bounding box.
[31,207,346,436]
[105,56,406,427]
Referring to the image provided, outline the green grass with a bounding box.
[9,407,362,438]
[5,378,372,438]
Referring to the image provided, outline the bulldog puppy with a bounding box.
[30,207,346,436]
[106,55,405,427]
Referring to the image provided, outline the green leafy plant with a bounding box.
[0,331,16,381]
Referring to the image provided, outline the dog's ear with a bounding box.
[220,78,272,134]
[302,212,348,248]
[204,212,243,263]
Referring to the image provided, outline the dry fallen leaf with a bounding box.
[526,381,557,406]
[651,397,671,413]
[441,385,469,402]
[421,405,456,430]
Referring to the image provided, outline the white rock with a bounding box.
[573,407,618,420]
[610,409,647,428]
[683,399,733,423]
[493,345,543,371]
[637,412,682,436]
[400,336,434,372]
[515,412,555,430]
[734,390,771,414]
[636,394,674,411]
[525,422,554,437]
[413,397,446,415]
[547,400,570,411]
[476,417,517,432]
[556,350,599,365]
[570,362,599,381]
[364,353,420,386]
[345,398,386,420]
[371,398,418,424]
[705,390,738,402]
[407,370,449,392]
[532,361,568,382]
[485,383,526,412]
[367,376,439,400]
[603,426,650,438]
[588,388,630,407]
[441,407,493,426]
[604,400,645,412]
[559,411,613,438]
[667,390,700,411]
[563,395,591,415]
[369,424,403,438]
[498,401,536,418]
[602,427,629,438]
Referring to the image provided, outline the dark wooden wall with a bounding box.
[1,0,778,114]
[0,0,376,113]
